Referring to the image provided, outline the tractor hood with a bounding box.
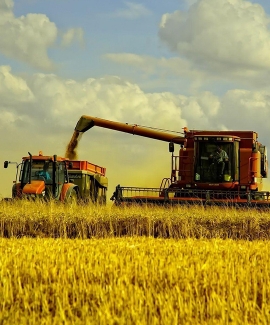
[22,181,46,195]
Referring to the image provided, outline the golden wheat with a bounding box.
[1,201,270,323]
[0,237,270,324]
[0,200,270,239]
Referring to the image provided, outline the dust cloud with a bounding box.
[65,131,82,160]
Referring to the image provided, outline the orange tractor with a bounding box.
[4,151,108,203]
[74,115,270,207]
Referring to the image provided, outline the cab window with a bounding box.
[195,142,235,183]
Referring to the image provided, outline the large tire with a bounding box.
[66,189,77,204]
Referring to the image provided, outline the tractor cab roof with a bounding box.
[22,151,68,162]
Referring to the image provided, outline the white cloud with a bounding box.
[184,0,197,7]
[0,0,13,12]
[177,91,221,129]
[0,66,34,104]
[105,53,191,75]
[112,1,151,19]
[61,28,84,47]
[0,0,85,70]
[219,89,270,136]
[2,65,270,145]
[0,0,58,70]
[105,53,207,86]
[159,0,270,76]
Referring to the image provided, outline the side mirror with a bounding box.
[169,142,174,153]
[4,161,9,168]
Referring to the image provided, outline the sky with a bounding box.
[1,0,270,198]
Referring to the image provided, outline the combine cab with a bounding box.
[4,151,108,204]
[74,115,270,208]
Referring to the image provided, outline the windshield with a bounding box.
[21,160,53,184]
[195,142,237,183]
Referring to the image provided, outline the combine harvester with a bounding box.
[74,115,270,207]
[4,151,108,203]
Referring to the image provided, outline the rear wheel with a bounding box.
[66,189,77,204]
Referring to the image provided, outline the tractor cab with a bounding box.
[21,158,68,187]
[194,135,240,184]
[22,160,54,184]
[19,152,69,199]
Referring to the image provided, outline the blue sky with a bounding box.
[1,0,270,197]
[11,0,186,82]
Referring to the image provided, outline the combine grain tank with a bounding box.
[74,115,270,207]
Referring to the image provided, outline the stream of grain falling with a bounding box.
[65,131,82,160]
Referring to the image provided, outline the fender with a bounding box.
[60,183,79,201]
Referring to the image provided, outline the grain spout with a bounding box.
[65,131,82,160]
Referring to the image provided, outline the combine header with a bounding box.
[4,151,108,203]
[73,115,270,208]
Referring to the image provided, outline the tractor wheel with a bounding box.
[67,189,77,204]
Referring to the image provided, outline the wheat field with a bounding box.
[1,199,270,239]
[1,200,270,324]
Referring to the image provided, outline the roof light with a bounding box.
[39,151,43,156]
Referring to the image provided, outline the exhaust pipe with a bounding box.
[53,154,57,197]
[28,152,32,185]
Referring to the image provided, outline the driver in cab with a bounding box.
[209,146,228,180]
[38,163,51,181]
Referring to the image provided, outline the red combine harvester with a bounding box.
[4,151,108,203]
[73,115,270,208]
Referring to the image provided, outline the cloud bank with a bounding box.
[159,0,270,75]
[1,65,269,152]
